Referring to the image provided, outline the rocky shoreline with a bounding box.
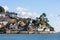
[6,31,57,34]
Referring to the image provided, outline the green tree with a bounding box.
[42,13,46,17]
[36,13,49,25]
[0,6,5,13]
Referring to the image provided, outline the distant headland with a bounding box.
[0,6,56,34]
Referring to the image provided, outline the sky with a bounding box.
[0,0,60,32]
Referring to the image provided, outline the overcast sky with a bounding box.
[0,0,60,32]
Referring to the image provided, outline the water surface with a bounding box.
[0,33,60,40]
